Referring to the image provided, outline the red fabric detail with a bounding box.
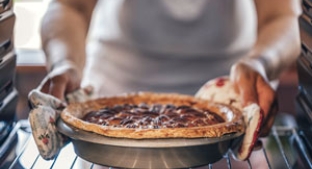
[42,138,49,145]
[215,78,225,87]
[49,117,55,123]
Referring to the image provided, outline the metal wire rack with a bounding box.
[2,120,312,169]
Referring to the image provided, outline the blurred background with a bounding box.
[14,0,49,119]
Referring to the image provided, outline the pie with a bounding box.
[60,92,245,139]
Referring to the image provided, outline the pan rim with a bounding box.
[57,119,244,148]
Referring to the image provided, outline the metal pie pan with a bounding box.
[57,119,243,169]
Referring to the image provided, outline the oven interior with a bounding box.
[1,0,312,169]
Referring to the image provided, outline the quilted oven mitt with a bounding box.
[195,76,263,161]
[28,86,94,160]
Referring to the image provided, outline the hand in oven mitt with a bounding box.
[28,86,93,160]
[195,76,264,161]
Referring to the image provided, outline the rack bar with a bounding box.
[261,145,272,169]
[292,129,312,168]
[272,126,291,169]
[3,121,312,169]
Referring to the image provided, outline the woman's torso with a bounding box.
[82,0,257,97]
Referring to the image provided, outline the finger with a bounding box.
[238,80,258,106]
[230,63,258,106]
[256,77,275,115]
[60,67,81,94]
[38,76,52,94]
[82,85,94,95]
[229,63,240,94]
[235,72,258,106]
[65,76,81,94]
[260,98,278,136]
[49,75,68,101]
[256,76,277,136]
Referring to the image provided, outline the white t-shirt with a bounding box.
[82,0,257,97]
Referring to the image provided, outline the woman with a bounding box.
[38,0,301,141]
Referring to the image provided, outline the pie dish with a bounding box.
[60,92,245,139]
[56,119,244,168]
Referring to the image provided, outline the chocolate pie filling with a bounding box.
[82,103,225,129]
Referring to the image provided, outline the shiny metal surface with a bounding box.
[57,119,243,169]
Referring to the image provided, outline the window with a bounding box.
[14,0,51,50]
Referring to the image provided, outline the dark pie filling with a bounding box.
[82,103,225,129]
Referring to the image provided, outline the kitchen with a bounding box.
[1,0,312,168]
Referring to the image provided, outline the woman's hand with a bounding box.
[230,61,278,136]
[37,62,82,101]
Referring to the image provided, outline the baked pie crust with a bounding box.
[61,92,245,139]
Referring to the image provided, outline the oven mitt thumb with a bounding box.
[195,76,263,161]
[28,86,94,160]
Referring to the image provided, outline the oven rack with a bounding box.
[3,120,312,169]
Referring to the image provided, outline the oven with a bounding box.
[0,0,18,167]
[1,1,312,169]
